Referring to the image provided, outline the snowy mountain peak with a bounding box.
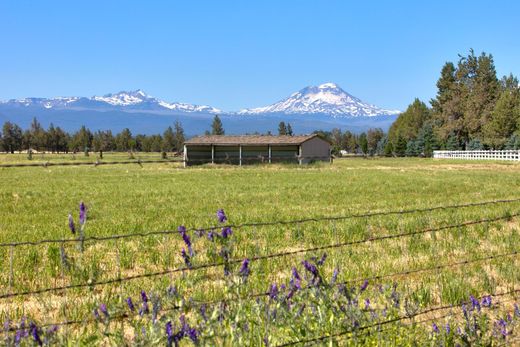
[238,82,400,117]
[93,90,153,106]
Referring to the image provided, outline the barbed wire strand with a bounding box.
[2,197,519,248]
[275,288,520,346]
[1,212,517,300]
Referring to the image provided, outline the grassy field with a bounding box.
[1,156,520,345]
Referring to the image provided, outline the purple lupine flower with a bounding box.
[497,319,507,337]
[445,323,451,334]
[200,304,208,321]
[46,325,58,335]
[141,290,148,303]
[167,285,178,297]
[221,226,232,238]
[360,280,369,292]
[290,267,302,290]
[186,327,198,343]
[316,253,327,265]
[470,295,480,312]
[481,295,492,307]
[166,321,174,346]
[364,299,370,310]
[269,284,279,299]
[152,298,160,323]
[181,248,192,268]
[79,202,86,225]
[29,323,42,346]
[99,304,109,317]
[15,330,22,345]
[217,209,227,223]
[239,258,251,280]
[139,302,149,316]
[93,308,100,320]
[178,225,187,234]
[207,230,215,241]
[195,229,206,237]
[515,304,520,317]
[126,297,135,311]
[302,260,320,284]
[432,323,439,333]
[331,267,339,285]
[68,214,75,234]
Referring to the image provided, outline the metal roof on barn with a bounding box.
[185,134,325,146]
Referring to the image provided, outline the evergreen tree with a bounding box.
[359,132,368,155]
[115,128,134,151]
[330,128,343,154]
[211,115,225,135]
[367,128,384,156]
[467,138,484,150]
[174,121,185,152]
[445,133,463,150]
[286,123,293,136]
[483,84,520,148]
[2,121,23,153]
[415,123,438,157]
[162,126,175,152]
[505,134,520,150]
[376,135,388,156]
[278,121,287,135]
[383,140,394,157]
[388,98,430,145]
[394,135,407,157]
[405,140,418,157]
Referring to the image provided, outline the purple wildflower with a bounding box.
[497,319,507,337]
[68,214,75,234]
[186,327,198,343]
[30,323,42,346]
[331,267,339,285]
[195,229,205,237]
[141,290,148,303]
[290,267,302,290]
[470,295,481,312]
[93,308,100,320]
[302,260,320,284]
[139,302,149,316]
[481,295,492,307]
[360,280,369,292]
[239,258,251,280]
[99,304,109,317]
[316,253,327,265]
[126,297,135,311]
[178,225,186,234]
[221,226,232,238]
[200,304,208,321]
[207,230,215,241]
[46,325,58,335]
[217,209,227,223]
[515,303,520,317]
[166,321,174,346]
[446,323,451,334]
[181,248,192,268]
[167,285,178,297]
[269,284,279,300]
[432,323,439,333]
[79,202,86,225]
[15,330,22,344]
[364,299,370,310]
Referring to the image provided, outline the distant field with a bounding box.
[1,157,519,345]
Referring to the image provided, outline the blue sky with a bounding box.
[1,1,519,111]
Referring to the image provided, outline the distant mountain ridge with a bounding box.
[0,90,222,114]
[0,83,401,135]
[238,83,400,117]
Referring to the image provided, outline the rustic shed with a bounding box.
[183,134,331,166]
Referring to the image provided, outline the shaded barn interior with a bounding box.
[184,135,330,166]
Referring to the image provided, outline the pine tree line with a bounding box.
[388,49,520,155]
[0,118,186,154]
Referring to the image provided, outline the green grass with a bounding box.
[1,156,520,344]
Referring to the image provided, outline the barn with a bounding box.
[183,134,331,166]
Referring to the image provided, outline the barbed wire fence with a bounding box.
[1,198,520,342]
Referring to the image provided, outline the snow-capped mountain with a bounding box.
[238,83,400,117]
[1,90,221,114]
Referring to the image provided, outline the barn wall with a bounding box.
[185,145,212,165]
[300,137,330,163]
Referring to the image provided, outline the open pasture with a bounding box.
[1,157,520,345]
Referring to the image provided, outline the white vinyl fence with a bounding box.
[433,150,520,161]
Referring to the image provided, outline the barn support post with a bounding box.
[239,145,242,166]
[211,145,215,164]
[298,145,302,165]
[268,145,272,164]
[183,145,187,167]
